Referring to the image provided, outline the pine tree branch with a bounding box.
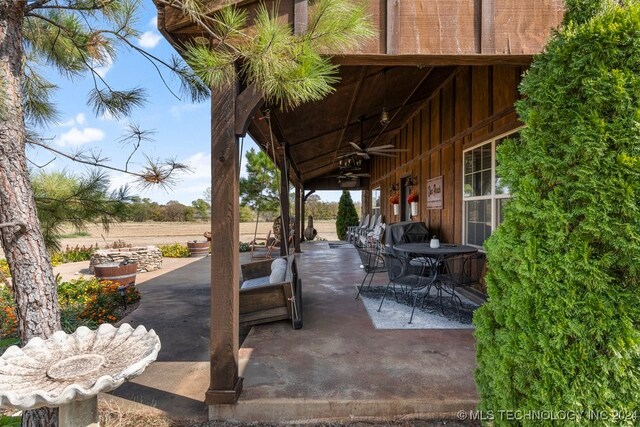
[30,1,111,12]
[25,0,54,13]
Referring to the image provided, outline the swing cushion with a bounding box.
[269,258,288,283]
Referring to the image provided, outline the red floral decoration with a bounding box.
[389,193,400,205]
[408,189,419,204]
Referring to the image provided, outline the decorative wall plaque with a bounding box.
[426,176,443,210]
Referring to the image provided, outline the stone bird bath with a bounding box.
[0,323,161,427]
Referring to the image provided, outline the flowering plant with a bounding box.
[408,189,419,203]
[389,193,400,205]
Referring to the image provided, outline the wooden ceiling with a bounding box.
[154,0,564,188]
[247,65,458,187]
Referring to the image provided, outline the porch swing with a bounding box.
[239,109,303,329]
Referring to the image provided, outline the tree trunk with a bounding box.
[0,3,60,426]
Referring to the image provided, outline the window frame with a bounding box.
[371,187,381,217]
[462,129,520,249]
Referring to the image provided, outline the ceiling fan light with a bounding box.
[380,108,390,126]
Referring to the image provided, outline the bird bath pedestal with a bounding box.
[0,323,161,427]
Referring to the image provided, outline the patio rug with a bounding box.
[357,285,478,330]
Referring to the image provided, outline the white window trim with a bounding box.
[372,187,381,216]
[462,128,521,249]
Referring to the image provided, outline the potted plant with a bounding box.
[389,193,400,215]
[408,189,419,216]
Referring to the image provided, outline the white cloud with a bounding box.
[138,31,162,49]
[183,152,211,179]
[100,110,115,121]
[149,15,158,29]
[57,127,105,147]
[94,55,113,78]
[169,103,203,119]
[59,112,87,127]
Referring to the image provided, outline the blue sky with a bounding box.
[28,1,357,205]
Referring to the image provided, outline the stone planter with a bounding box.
[90,246,162,274]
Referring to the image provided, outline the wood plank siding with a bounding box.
[157,0,564,59]
[369,65,522,244]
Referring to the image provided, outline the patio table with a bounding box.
[393,243,478,316]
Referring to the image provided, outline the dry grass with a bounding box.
[0,221,340,258]
[53,221,339,250]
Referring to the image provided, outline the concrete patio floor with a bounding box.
[78,242,477,423]
[213,242,478,423]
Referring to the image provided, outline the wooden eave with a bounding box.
[154,0,564,189]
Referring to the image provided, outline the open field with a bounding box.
[51,220,340,250]
[0,221,339,258]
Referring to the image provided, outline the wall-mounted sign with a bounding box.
[426,176,443,210]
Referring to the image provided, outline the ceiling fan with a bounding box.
[328,171,371,180]
[338,116,407,160]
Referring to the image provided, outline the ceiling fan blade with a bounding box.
[367,144,396,151]
[373,148,409,153]
[349,141,363,151]
[370,152,397,158]
[360,152,371,160]
[355,173,371,177]
[336,152,355,159]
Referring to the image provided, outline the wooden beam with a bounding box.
[332,54,533,66]
[386,0,398,54]
[481,0,495,54]
[278,151,291,256]
[235,82,264,137]
[294,0,308,35]
[328,66,368,168]
[206,79,243,405]
[294,185,301,252]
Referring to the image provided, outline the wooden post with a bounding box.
[300,187,306,242]
[206,79,242,405]
[279,154,291,256]
[294,185,301,252]
[362,188,371,218]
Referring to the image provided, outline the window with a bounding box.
[463,130,518,248]
[372,187,381,217]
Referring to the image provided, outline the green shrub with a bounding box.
[79,280,141,324]
[0,259,9,279]
[0,286,17,340]
[158,243,190,258]
[50,244,97,265]
[475,2,640,424]
[57,277,103,306]
[335,190,359,241]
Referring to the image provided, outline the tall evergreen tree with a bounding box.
[475,1,640,424]
[240,148,281,219]
[335,190,359,240]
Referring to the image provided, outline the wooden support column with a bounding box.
[294,185,301,252]
[362,188,371,218]
[278,155,291,257]
[206,79,242,405]
[300,187,306,242]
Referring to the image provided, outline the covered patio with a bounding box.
[152,0,565,422]
[105,241,476,423]
[229,242,476,422]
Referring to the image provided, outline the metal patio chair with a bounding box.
[378,252,438,324]
[348,215,369,244]
[354,231,388,299]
